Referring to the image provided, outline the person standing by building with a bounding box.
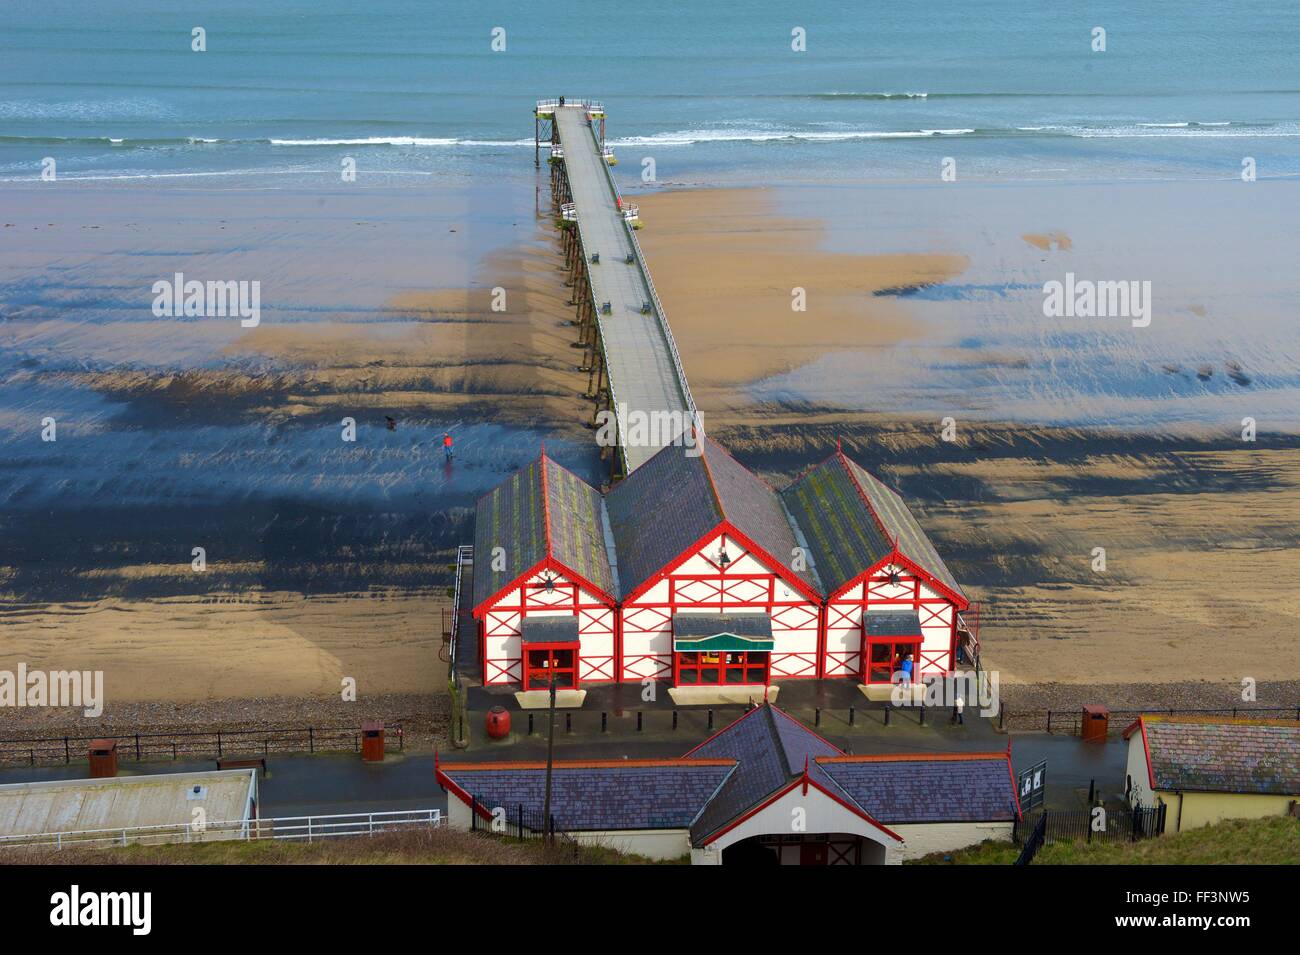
[953,693,965,725]
[443,431,454,462]
[899,651,913,689]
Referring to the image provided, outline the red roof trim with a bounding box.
[441,758,735,772]
[720,520,823,605]
[435,754,495,822]
[621,521,729,605]
[700,774,903,847]
[1140,718,1156,791]
[828,550,969,610]
[471,555,616,618]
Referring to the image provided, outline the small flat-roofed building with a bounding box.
[438,703,1019,864]
[0,769,258,848]
[1123,715,1300,832]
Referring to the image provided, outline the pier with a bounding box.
[535,99,698,479]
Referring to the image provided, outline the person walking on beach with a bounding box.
[443,431,454,462]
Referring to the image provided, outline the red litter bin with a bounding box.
[486,706,511,740]
[1081,705,1109,743]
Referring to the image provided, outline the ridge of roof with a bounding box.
[762,704,788,777]
[538,445,555,557]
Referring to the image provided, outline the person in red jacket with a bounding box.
[443,431,453,462]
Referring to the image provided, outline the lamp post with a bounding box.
[541,665,557,846]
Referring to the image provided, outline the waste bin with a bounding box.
[88,739,118,778]
[361,721,385,762]
[1081,705,1109,743]
[486,706,511,740]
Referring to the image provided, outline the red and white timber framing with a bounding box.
[620,525,821,683]
[475,562,616,686]
[822,551,968,681]
[471,543,965,689]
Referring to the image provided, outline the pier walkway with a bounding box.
[536,100,697,477]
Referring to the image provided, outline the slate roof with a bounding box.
[864,609,923,636]
[781,450,965,602]
[673,613,773,639]
[1128,716,1300,796]
[472,453,616,611]
[605,436,818,599]
[520,616,580,645]
[438,761,735,832]
[683,704,844,844]
[439,705,1019,844]
[815,755,1020,823]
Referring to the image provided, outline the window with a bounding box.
[675,651,768,686]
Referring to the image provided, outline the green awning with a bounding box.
[673,634,775,653]
[672,614,774,653]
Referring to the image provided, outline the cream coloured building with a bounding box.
[1123,715,1299,833]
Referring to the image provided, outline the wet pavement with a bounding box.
[0,712,1128,821]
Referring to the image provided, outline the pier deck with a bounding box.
[542,101,697,476]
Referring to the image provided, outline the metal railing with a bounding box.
[448,544,473,686]
[0,808,444,852]
[584,119,702,436]
[0,723,403,767]
[1014,705,1300,736]
[536,98,603,113]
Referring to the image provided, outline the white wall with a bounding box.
[702,783,900,865]
[1125,732,1155,808]
[888,821,1015,860]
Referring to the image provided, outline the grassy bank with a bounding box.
[1,827,676,866]
[912,816,1299,865]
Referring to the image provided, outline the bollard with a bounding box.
[528,713,535,735]
[815,708,821,727]
[919,699,925,726]
[637,711,643,732]
[601,711,607,732]
[672,710,678,730]
[884,705,891,726]
[565,713,572,734]
[707,709,714,730]
[848,707,855,726]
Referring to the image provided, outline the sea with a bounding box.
[3,0,1300,187]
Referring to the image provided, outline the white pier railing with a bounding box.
[0,808,444,851]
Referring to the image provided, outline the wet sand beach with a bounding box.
[2,176,1298,709]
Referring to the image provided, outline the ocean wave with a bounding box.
[2,121,1297,154]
